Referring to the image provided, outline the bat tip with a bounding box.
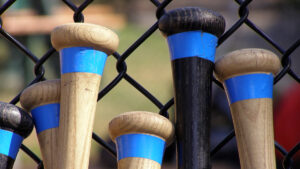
[215,48,281,81]
[109,111,175,145]
[20,79,60,111]
[51,23,119,55]
[158,7,225,37]
[0,102,33,138]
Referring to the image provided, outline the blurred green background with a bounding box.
[1,0,300,168]
[0,1,174,168]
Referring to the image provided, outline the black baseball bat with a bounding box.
[0,102,33,169]
[159,7,225,169]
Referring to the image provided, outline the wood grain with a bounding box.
[55,73,101,169]
[214,48,281,169]
[118,157,161,169]
[20,79,60,169]
[51,23,119,55]
[230,98,275,169]
[38,128,59,169]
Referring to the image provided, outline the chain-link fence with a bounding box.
[1,0,300,169]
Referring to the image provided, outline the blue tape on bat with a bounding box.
[60,47,107,75]
[167,31,218,62]
[116,133,166,164]
[0,129,23,159]
[225,73,274,104]
[31,103,60,134]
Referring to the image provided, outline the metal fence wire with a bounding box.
[0,0,300,169]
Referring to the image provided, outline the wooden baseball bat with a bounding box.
[109,111,175,169]
[20,79,60,169]
[158,7,225,169]
[51,23,119,169]
[0,102,33,169]
[214,48,281,169]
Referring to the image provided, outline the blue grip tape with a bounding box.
[0,129,23,159]
[116,133,166,164]
[225,73,274,104]
[167,31,218,62]
[60,47,107,75]
[31,103,60,134]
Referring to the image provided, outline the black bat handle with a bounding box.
[0,102,33,169]
[159,7,225,169]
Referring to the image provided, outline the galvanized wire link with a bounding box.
[0,0,299,169]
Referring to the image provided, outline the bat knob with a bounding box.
[215,48,281,104]
[158,7,225,37]
[0,102,33,137]
[20,80,60,111]
[51,23,119,55]
[109,111,175,169]
[0,102,33,168]
[215,48,281,82]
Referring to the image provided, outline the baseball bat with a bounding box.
[0,102,33,169]
[51,23,119,169]
[158,7,225,169]
[214,48,281,169]
[109,111,175,169]
[20,79,60,169]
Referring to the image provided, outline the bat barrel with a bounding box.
[20,79,60,169]
[0,102,33,169]
[214,48,281,169]
[109,111,175,169]
[158,7,225,169]
[51,23,119,169]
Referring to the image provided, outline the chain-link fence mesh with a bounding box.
[0,0,300,169]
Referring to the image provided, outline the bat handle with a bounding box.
[51,23,119,169]
[109,111,175,169]
[158,7,225,169]
[20,79,60,169]
[0,102,33,169]
[215,48,281,169]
